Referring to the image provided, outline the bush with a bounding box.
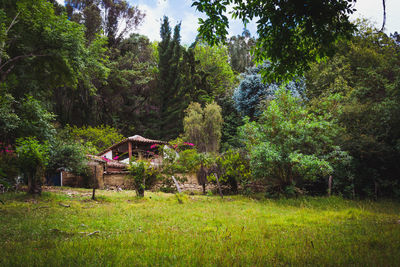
[16,137,49,195]
[128,160,159,197]
[216,149,251,193]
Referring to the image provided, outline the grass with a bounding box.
[0,187,399,266]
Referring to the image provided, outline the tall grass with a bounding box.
[0,188,399,266]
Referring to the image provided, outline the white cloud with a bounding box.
[136,1,170,42]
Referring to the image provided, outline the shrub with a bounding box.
[128,160,159,197]
[16,137,49,195]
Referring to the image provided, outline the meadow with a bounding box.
[0,187,399,266]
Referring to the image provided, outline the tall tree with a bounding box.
[227,29,256,73]
[65,0,145,47]
[156,16,185,140]
[183,102,223,153]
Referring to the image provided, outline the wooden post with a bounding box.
[92,166,96,200]
[214,173,223,199]
[128,141,132,163]
[328,175,332,197]
[171,176,182,193]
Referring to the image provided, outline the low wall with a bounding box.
[103,172,133,189]
[62,171,87,188]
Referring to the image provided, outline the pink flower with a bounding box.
[113,156,119,160]
[184,142,195,146]
[150,144,158,149]
[102,156,110,162]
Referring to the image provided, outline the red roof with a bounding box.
[97,135,167,156]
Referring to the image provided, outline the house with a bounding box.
[97,135,168,165]
[57,135,167,189]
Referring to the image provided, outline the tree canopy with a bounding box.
[192,0,356,82]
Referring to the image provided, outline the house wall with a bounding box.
[103,151,112,160]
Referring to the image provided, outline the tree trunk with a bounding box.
[92,188,96,200]
[28,173,42,195]
[214,173,223,199]
[328,175,332,197]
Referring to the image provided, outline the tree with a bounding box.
[93,33,157,137]
[66,0,145,47]
[240,89,350,194]
[16,137,49,195]
[192,0,356,82]
[305,22,400,198]
[127,160,156,197]
[0,0,92,92]
[155,16,185,140]
[233,65,305,120]
[227,30,256,73]
[193,43,237,97]
[183,102,223,153]
[47,137,89,177]
[63,124,125,153]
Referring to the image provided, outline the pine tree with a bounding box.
[155,16,186,140]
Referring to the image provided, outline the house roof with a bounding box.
[97,135,167,156]
[106,160,127,169]
[88,155,107,163]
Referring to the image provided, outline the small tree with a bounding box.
[128,160,156,197]
[16,137,49,195]
[183,101,223,153]
[216,149,251,193]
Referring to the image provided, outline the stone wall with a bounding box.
[103,172,133,189]
[61,161,105,188]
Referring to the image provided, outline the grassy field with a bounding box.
[0,187,399,266]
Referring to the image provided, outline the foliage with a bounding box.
[16,137,49,195]
[193,43,237,97]
[192,0,356,82]
[0,94,56,144]
[0,0,91,92]
[16,96,56,142]
[0,152,18,189]
[216,149,251,193]
[183,102,223,153]
[153,16,185,140]
[64,125,125,154]
[0,94,19,143]
[227,30,256,73]
[98,34,157,137]
[305,22,400,198]
[128,160,158,197]
[65,0,145,47]
[216,93,243,150]
[47,137,89,176]
[240,89,349,193]
[233,65,306,120]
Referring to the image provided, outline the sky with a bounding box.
[57,0,400,45]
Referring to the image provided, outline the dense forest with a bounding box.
[1,0,400,199]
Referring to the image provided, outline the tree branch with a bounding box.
[6,12,20,35]
[379,0,386,32]
[0,53,48,71]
